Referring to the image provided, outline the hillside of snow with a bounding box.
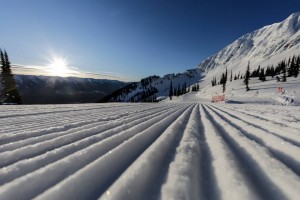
[100,13,300,102]
[167,75,300,106]
[0,103,299,199]
[97,68,203,102]
[198,12,300,84]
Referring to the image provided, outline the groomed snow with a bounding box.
[0,101,299,200]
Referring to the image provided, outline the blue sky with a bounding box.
[1,0,300,81]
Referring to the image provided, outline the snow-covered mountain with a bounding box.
[100,13,300,102]
[97,69,204,102]
[14,75,127,104]
[199,12,300,83]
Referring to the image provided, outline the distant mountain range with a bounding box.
[99,13,300,102]
[14,75,127,104]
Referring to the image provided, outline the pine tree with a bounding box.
[270,65,275,78]
[259,68,266,82]
[256,65,260,77]
[244,61,250,91]
[281,61,287,82]
[222,73,226,93]
[288,56,295,77]
[177,84,181,96]
[169,81,173,100]
[295,56,300,78]
[230,70,233,82]
[0,49,22,104]
[0,50,5,71]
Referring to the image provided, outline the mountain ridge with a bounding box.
[198,12,300,83]
[99,13,300,102]
[14,75,127,104]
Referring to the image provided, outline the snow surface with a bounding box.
[198,12,300,85]
[0,100,300,200]
[109,13,300,102]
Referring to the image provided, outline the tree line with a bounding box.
[211,54,300,92]
[169,81,197,100]
[0,49,22,104]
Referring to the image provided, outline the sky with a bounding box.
[1,0,300,81]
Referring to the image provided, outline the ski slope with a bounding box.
[0,103,300,200]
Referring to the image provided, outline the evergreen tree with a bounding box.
[177,84,181,96]
[259,68,266,82]
[256,65,261,77]
[0,49,22,104]
[169,81,173,100]
[288,56,295,77]
[244,61,250,91]
[295,56,300,78]
[0,50,5,71]
[222,73,226,93]
[230,70,233,82]
[281,61,287,82]
[270,65,275,78]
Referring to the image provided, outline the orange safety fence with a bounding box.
[211,94,225,102]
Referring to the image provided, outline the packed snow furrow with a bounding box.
[203,104,300,200]
[160,104,204,200]
[219,105,300,132]
[0,105,183,186]
[0,105,192,200]
[0,103,174,142]
[0,104,137,118]
[211,104,300,147]
[0,104,175,148]
[199,105,259,200]
[207,104,300,176]
[0,105,141,134]
[0,104,181,168]
[98,104,196,200]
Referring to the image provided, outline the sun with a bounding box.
[47,57,70,76]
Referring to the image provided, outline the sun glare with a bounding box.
[47,57,70,76]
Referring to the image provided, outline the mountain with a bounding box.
[198,12,300,84]
[97,69,204,102]
[99,13,300,102]
[14,75,127,104]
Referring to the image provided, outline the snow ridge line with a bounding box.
[209,104,300,146]
[0,104,183,168]
[0,104,137,119]
[0,104,192,199]
[207,104,300,176]
[0,105,184,186]
[0,104,152,136]
[199,104,259,200]
[202,104,300,200]
[160,104,204,200]
[219,104,300,131]
[31,104,193,200]
[0,104,178,149]
[99,104,197,200]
